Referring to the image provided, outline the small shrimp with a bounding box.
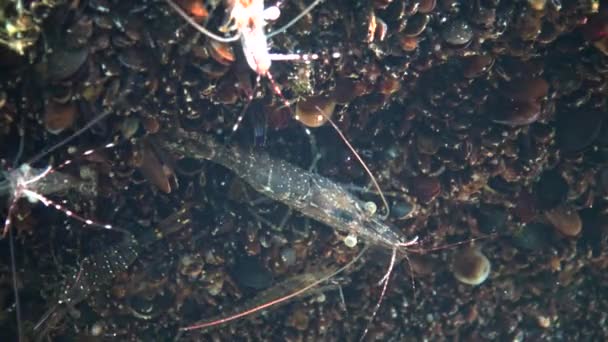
[162,130,418,338]
[180,246,366,332]
[1,96,126,237]
[0,164,96,201]
[164,0,324,76]
[163,130,413,249]
[0,143,120,238]
[33,206,191,340]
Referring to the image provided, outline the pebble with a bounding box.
[452,248,491,286]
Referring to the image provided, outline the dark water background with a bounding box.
[0,0,607,341]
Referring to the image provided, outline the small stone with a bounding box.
[545,205,582,237]
[452,248,491,286]
[44,100,78,134]
[537,314,551,328]
[287,308,310,331]
[295,94,336,128]
[442,19,473,46]
[549,255,562,272]
[410,176,441,203]
[90,321,104,336]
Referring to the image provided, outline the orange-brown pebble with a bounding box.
[44,100,78,134]
[399,35,418,51]
[549,255,561,272]
[377,75,401,95]
[207,40,235,66]
[295,94,336,128]
[182,0,208,18]
[111,285,127,299]
[139,145,172,194]
[410,175,441,203]
[545,205,582,237]
[503,77,549,102]
[462,55,495,78]
[418,0,436,14]
[465,304,479,323]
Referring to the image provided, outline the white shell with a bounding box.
[344,234,358,248]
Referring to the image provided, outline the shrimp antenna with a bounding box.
[8,225,23,342]
[406,233,499,254]
[164,0,242,43]
[26,99,120,165]
[266,0,325,38]
[181,246,369,332]
[359,247,397,341]
[314,106,391,220]
[7,113,26,342]
[13,116,25,167]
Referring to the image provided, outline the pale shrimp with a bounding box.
[33,206,191,340]
[161,129,419,339]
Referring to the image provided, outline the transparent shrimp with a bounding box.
[162,130,413,250]
[180,246,367,333]
[33,206,191,340]
[162,130,418,338]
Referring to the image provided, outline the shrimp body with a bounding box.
[163,130,408,250]
[224,0,272,74]
[34,232,141,338]
[1,164,97,201]
[240,25,271,75]
[34,207,191,338]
